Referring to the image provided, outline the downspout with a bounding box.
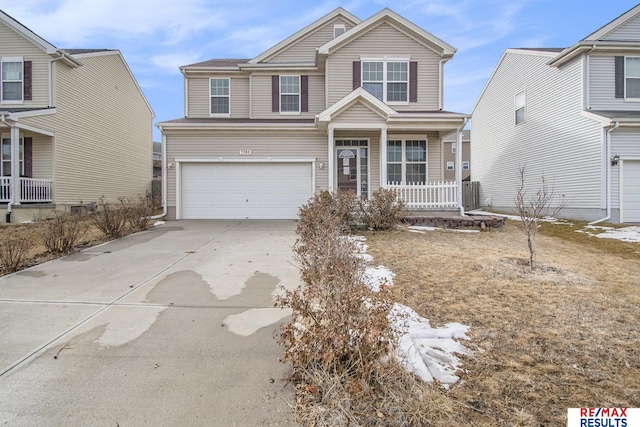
[585,45,596,110]
[1,114,15,222]
[438,58,447,110]
[457,117,469,216]
[48,53,66,107]
[589,121,619,225]
[148,129,167,220]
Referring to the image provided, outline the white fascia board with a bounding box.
[581,110,614,125]
[13,122,55,137]
[9,108,57,119]
[156,122,318,131]
[318,8,455,57]
[317,87,396,122]
[239,62,318,71]
[249,8,361,64]
[582,110,640,126]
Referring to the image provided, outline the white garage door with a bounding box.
[622,160,640,223]
[181,162,312,219]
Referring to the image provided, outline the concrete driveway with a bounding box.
[0,221,301,426]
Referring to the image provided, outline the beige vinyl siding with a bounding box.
[31,133,53,179]
[163,129,328,208]
[442,141,470,181]
[611,129,640,211]
[0,20,51,108]
[588,54,640,110]
[602,15,640,41]
[332,103,385,123]
[267,18,354,64]
[251,73,324,118]
[472,52,603,216]
[22,53,153,204]
[326,22,440,110]
[187,76,249,118]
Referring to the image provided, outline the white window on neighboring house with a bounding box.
[1,57,23,103]
[280,75,300,113]
[447,161,454,171]
[362,60,408,103]
[451,143,457,154]
[387,139,427,184]
[625,57,640,98]
[333,23,346,38]
[210,78,230,115]
[515,90,525,125]
[1,137,24,176]
[462,161,470,170]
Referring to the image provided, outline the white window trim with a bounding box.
[515,90,526,125]
[386,136,428,185]
[1,135,24,177]
[279,74,301,115]
[1,56,24,104]
[209,77,230,117]
[360,57,410,105]
[333,23,346,38]
[462,161,470,170]
[451,142,457,154]
[624,56,640,102]
[446,161,454,171]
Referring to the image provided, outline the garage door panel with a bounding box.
[622,160,640,223]
[181,162,312,219]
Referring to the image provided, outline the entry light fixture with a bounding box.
[611,154,620,166]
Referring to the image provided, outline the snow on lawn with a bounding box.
[577,225,640,243]
[353,236,472,387]
[409,226,479,234]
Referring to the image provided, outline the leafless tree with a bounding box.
[514,165,567,269]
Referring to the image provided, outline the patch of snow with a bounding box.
[578,225,640,243]
[365,265,395,292]
[409,226,480,234]
[153,221,166,227]
[466,210,574,225]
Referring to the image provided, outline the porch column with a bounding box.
[328,126,334,191]
[10,126,20,205]
[456,128,464,215]
[380,126,387,187]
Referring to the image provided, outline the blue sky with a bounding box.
[1,0,639,141]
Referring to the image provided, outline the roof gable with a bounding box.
[317,87,396,123]
[318,8,456,58]
[249,7,360,64]
[584,4,640,41]
[0,9,57,54]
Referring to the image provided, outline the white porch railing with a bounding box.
[387,181,458,209]
[0,177,53,203]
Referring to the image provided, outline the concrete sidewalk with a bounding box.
[0,221,300,426]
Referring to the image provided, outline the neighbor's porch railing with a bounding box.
[387,181,458,209]
[0,177,53,203]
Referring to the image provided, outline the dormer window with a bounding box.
[333,23,346,38]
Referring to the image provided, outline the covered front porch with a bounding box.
[0,113,54,206]
[317,88,470,211]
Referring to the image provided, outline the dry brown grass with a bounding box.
[363,220,640,426]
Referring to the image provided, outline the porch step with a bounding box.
[403,214,505,229]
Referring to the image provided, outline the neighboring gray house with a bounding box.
[472,5,640,223]
[0,10,154,223]
[158,8,470,220]
[442,129,470,181]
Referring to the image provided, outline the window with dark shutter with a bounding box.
[24,61,32,101]
[353,61,361,90]
[615,56,624,99]
[301,75,308,112]
[272,75,279,112]
[409,61,417,102]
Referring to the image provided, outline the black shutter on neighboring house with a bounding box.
[301,75,309,112]
[409,61,418,102]
[24,137,32,177]
[24,61,32,101]
[615,56,624,99]
[272,75,279,112]
[353,61,361,90]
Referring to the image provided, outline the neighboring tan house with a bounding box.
[157,8,470,220]
[472,5,640,223]
[442,129,470,181]
[0,10,154,223]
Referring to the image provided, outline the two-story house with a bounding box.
[157,8,469,220]
[0,10,154,223]
[472,5,640,224]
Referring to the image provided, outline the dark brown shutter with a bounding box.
[24,61,32,101]
[353,61,361,90]
[409,61,418,102]
[272,75,279,112]
[24,137,32,177]
[615,56,624,99]
[301,75,308,112]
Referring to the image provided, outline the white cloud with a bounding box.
[150,52,204,74]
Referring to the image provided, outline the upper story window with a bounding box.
[210,78,230,115]
[625,57,640,98]
[1,57,23,103]
[515,90,525,125]
[362,60,408,103]
[280,75,300,113]
[333,23,346,38]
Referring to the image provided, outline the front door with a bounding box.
[336,144,368,197]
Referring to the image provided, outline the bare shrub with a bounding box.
[296,190,359,242]
[359,188,406,231]
[0,231,32,273]
[38,210,88,254]
[125,195,154,232]
[91,196,128,239]
[514,165,568,269]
